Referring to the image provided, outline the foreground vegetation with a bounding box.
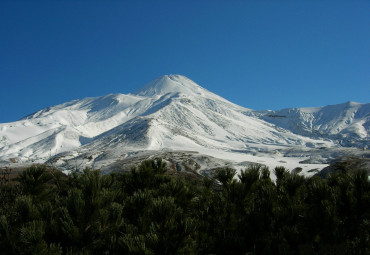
[0,160,369,254]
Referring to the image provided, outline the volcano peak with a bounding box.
[133,74,205,97]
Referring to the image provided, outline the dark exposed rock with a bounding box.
[316,156,370,178]
[292,167,303,174]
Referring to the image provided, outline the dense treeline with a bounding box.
[0,160,369,254]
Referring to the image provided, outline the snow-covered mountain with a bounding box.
[0,75,368,174]
[253,101,370,148]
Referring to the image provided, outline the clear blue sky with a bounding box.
[1,1,369,123]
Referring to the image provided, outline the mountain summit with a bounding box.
[0,75,368,173]
[134,75,205,97]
